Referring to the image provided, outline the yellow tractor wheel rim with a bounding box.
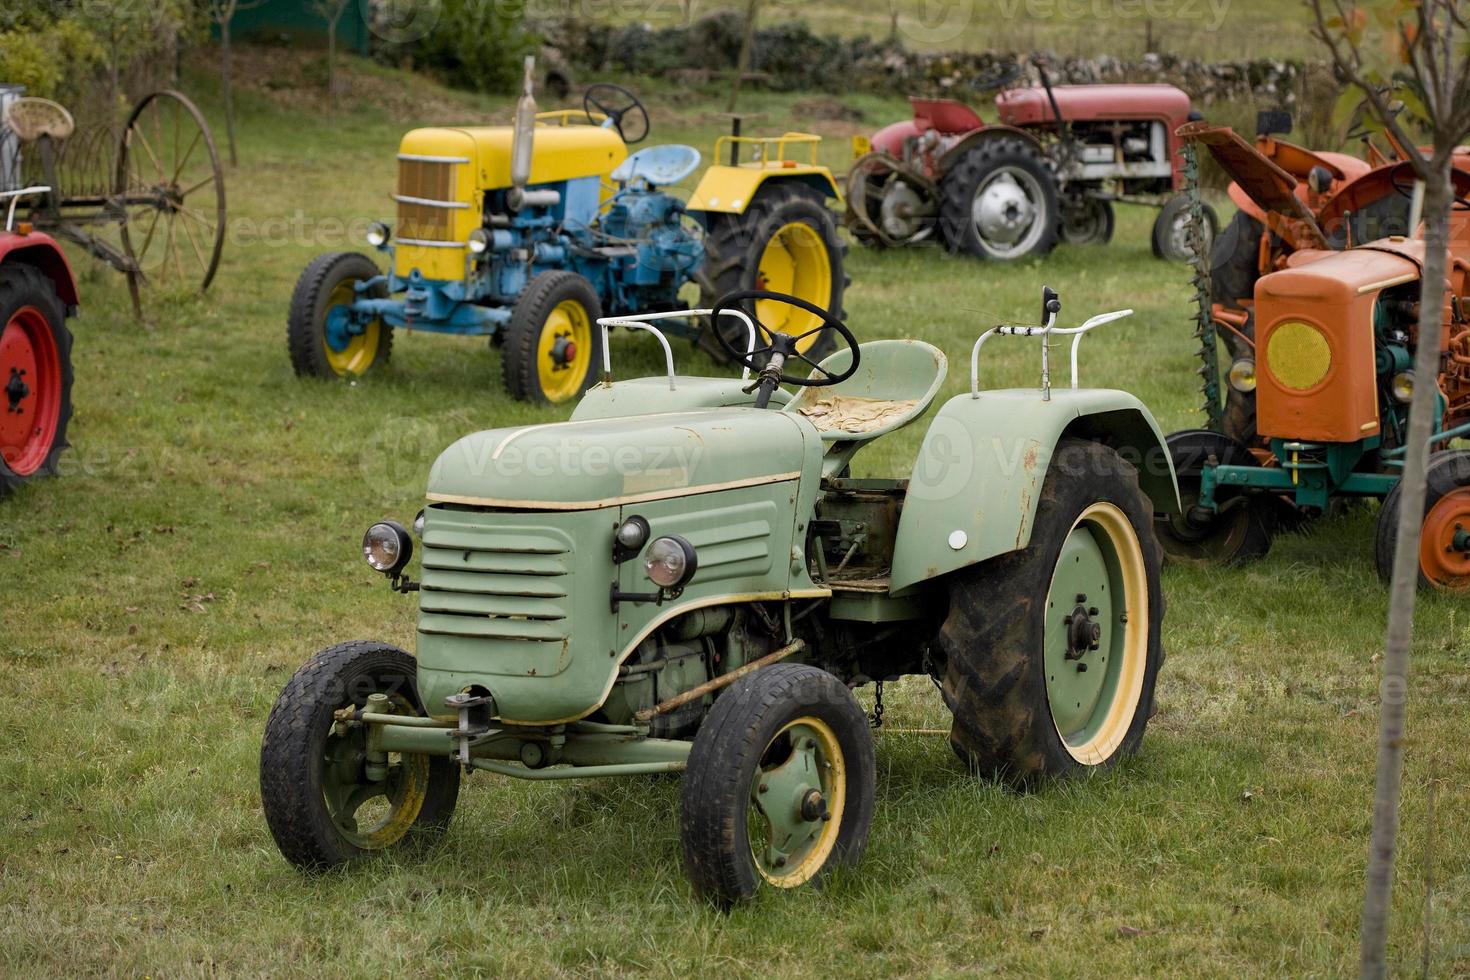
[754,222,832,355]
[324,279,382,377]
[535,298,593,403]
[750,715,846,889]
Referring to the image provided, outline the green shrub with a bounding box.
[0,17,102,99]
[383,0,532,95]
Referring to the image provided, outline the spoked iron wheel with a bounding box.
[114,91,226,295]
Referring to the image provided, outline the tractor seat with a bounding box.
[784,340,947,475]
[611,144,702,187]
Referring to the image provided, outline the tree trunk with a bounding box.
[725,0,758,113]
[1358,159,1455,980]
[221,21,238,166]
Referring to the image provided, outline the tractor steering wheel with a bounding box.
[1388,160,1470,211]
[711,290,860,406]
[583,83,650,144]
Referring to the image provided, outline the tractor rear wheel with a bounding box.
[1156,429,1274,565]
[1152,194,1218,262]
[937,439,1164,783]
[1374,450,1470,591]
[288,252,391,379]
[697,183,847,365]
[0,263,73,495]
[260,640,460,872]
[938,136,1059,260]
[680,662,875,906]
[501,270,603,404]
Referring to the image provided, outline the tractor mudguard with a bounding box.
[0,232,78,308]
[686,165,842,214]
[889,389,1178,594]
[936,125,1045,173]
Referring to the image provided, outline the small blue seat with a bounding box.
[611,144,702,187]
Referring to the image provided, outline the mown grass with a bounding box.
[606,0,1327,60]
[0,53,1467,976]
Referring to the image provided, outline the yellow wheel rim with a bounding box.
[320,692,430,850]
[748,715,846,889]
[323,279,383,377]
[1046,502,1149,766]
[535,298,594,403]
[754,222,832,355]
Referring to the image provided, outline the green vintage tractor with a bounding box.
[260,289,1180,904]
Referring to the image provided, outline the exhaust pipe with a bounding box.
[506,56,560,210]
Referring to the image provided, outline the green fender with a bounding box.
[889,389,1179,594]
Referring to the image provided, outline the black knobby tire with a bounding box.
[1210,210,1265,308]
[680,662,876,906]
[0,263,73,495]
[288,252,391,379]
[937,439,1165,784]
[1059,196,1115,246]
[1374,450,1470,590]
[938,136,1060,261]
[1152,195,1219,262]
[500,270,604,404]
[260,640,460,872]
[696,182,848,365]
[1156,429,1274,565]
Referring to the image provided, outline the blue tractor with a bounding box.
[287,64,848,403]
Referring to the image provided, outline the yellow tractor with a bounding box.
[287,62,849,403]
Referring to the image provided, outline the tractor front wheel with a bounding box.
[501,271,603,404]
[0,263,73,495]
[1152,194,1218,262]
[288,252,391,379]
[1059,195,1115,246]
[938,439,1164,783]
[939,136,1059,261]
[697,183,847,365]
[260,640,460,872]
[680,662,875,906]
[1156,429,1274,565]
[1375,450,1470,591]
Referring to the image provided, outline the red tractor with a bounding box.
[0,187,76,495]
[846,61,1212,262]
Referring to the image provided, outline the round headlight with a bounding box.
[363,520,412,574]
[413,508,426,538]
[1391,371,1414,404]
[1228,358,1256,393]
[366,221,390,248]
[616,515,650,551]
[467,228,491,254]
[644,535,697,589]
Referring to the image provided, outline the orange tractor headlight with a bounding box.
[1265,319,1333,391]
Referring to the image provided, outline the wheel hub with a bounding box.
[1064,597,1102,662]
[549,333,577,370]
[5,366,28,413]
[973,173,1035,246]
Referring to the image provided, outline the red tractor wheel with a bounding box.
[0,263,73,495]
[1375,450,1470,592]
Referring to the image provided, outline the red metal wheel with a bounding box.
[0,304,63,476]
[1418,488,1470,591]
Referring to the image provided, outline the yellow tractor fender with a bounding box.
[685,165,843,214]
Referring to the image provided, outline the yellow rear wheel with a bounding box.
[698,184,846,364]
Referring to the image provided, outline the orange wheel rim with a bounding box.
[1419,489,1470,590]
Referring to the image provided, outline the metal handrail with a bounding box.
[596,308,758,390]
[1,185,50,232]
[712,132,821,167]
[970,308,1133,400]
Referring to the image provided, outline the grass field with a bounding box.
[1,54,1467,976]
[602,0,1328,60]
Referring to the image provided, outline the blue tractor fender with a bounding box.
[889,388,1179,594]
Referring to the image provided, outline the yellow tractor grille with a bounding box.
[396,158,459,242]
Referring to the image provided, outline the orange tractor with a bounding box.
[1158,115,1470,589]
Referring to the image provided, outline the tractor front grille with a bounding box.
[395,157,460,242]
[417,514,572,644]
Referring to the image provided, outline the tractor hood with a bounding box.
[996,84,1191,126]
[425,408,820,510]
[399,124,627,191]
